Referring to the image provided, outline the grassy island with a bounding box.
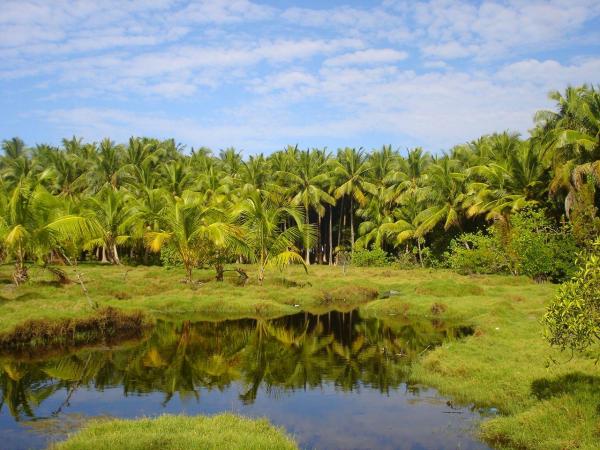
[51,414,297,450]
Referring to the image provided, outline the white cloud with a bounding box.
[324,49,408,66]
[2,1,600,152]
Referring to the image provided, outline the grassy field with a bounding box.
[51,413,297,450]
[1,262,599,449]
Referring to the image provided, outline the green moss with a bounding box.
[51,414,298,450]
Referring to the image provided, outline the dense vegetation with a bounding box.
[1,85,598,284]
[1,84,598,363]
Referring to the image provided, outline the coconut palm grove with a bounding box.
[1,1,600,449]
[0,84,598,449]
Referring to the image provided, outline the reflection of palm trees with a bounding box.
[0,312,472,417]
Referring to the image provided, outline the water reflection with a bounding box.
[0,309,482,449]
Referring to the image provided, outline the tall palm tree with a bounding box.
[279,149,335,264]
[333,148,375,251]
[415,156,467,237]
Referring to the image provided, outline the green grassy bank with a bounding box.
[1,263,598,449]
[51,413,297,450]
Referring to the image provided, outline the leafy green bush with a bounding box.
[508,209,577,282]
[543,241,600,354]
[352,247,391,267]
[445,209,578,282]
[446,231,509,275]
[392,251,419,269]
[160,244,182,268]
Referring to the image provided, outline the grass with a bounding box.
[50,413,298,450]
[1,262,599,448]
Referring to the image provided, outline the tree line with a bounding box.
[1,84,599,283]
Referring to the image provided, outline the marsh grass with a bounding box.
[51,413,298,450]
[1,263,599,448]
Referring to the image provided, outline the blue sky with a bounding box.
[1,0,599,155]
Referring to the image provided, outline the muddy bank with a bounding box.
[0,307,153,350]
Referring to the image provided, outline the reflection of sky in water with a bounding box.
[0,311,489,449]
[3,383,488,449]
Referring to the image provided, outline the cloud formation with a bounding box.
[1,0,599,153]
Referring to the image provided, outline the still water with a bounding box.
[0,309,489,449]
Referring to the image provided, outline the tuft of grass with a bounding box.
[51,413,298,450]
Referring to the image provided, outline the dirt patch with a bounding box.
[430,302,448,315]
[0,307,151,349]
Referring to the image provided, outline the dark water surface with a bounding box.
[0,309,490,449]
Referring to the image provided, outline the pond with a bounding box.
[0,309,490,449]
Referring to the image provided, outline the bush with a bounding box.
[160,244,182,268]
[352,247,391,267]
[543,241,600,354]
[392,251,419,269]
[508,209,577,282]
[445,209,578,282]
[446,231,509,275]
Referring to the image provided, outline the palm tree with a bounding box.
[87,138,126,192]
[233,191,311,283]
[145,191,243,282]
[82,188,137,264]
[279,149,335,264]
[415,156,467,237]
[333,147,375,251]
[534,85,600,216]
[0,180,95,283]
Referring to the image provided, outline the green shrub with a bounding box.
[392,251,419,269]
[543,241,600,354]
[160,243,182,268]
[508,209,577,282]
[445,209,578,282]
[446,231,509,275]
[352,247,391,267]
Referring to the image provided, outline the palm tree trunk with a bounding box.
[317,215,322,264]
[215,262,224,281]
[337,196,344,248]
[350,196,355,252]
[13,244,28,285]
[113,244,121,265]
[184,262,193,283]
[305,205,310,265]
[101,245,108,263]
[328,204,333,266]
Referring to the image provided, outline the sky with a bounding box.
[1,0,599,155]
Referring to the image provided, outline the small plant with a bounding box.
[352,247,391,267]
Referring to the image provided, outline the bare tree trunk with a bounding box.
[101,245,108,263]
[305,205,311,265]
[113,244,120,265]
[337,196,344,248]
[328,204,333,266]
[350,196,355,252]
[317,215,322,264]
